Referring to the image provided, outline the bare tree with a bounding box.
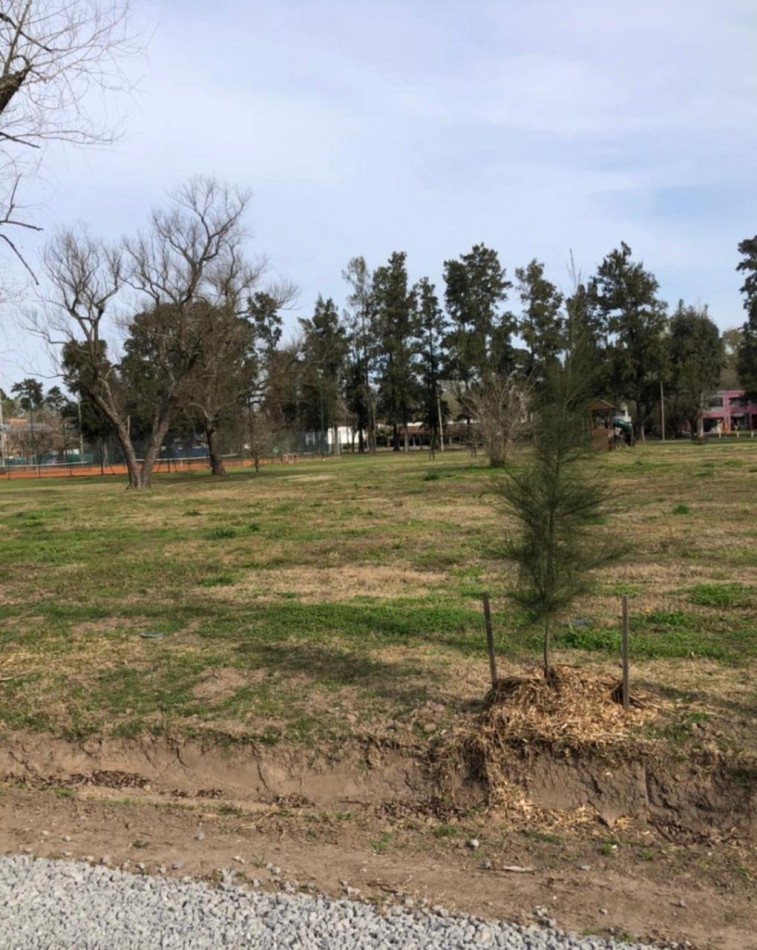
[461,373,530,468]
[120,178,254,482]
[247,403,281,472]
[0,0,135,270]
[34,177,273,489]
[37,225,141,479]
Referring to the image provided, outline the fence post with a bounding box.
[621,595,630,711]
[482,592,498,688]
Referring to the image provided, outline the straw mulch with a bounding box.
[433,665,661,819]
[479,665,658,752]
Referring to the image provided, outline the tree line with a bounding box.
[3,176,756,486]
[3,5,757,490]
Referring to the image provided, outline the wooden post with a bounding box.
[482,592,498,688]
[621,595,630,711]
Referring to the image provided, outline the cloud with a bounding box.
[4,0,757,385]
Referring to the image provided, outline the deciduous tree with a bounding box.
[38,177,267,488]
[0,0,136,271]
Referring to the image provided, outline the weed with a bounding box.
[432,824,460,839]
[523,829,561,844]
[370,832,392,854]
[216,804,244,817]
[206,527,238,540]
[672,504,690,515]
[200,575,235,588]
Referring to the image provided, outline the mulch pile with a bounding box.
[433,665,662,822]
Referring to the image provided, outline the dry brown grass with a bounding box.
[197,564,449,604]
[1,444,755,746]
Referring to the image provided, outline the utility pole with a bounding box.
[0,395,6,468]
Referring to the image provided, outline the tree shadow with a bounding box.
[234,638,441,707]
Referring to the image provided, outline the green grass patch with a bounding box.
[689,584,753,608]
[0,444,755,742]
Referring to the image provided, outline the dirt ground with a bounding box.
[0,733,754,950]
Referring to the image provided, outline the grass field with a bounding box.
[1,441,755,748]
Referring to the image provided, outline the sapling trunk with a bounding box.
[543,615,552,681]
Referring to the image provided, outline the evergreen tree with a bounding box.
[415,277,448,453]
[589,242,668,438]
[372,252,421,451]
[668,302,724,437]
[515,259,564,384]
[500,322,623,680]
[10,377,44,466]
[736,236,757,400]
[342,256,377,452]
[299,296,348,454]
[443,244,514,390]
[564,279,609,398]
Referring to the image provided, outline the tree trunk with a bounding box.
[206,425,226,476]
[139,415,172,488]
[368,398,377,454]
[543,615,553,682]
[113,421,142,488]
[392,423,400,451]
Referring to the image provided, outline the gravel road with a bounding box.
[1,854,666,949]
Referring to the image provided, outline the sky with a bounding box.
[3,0,757,388]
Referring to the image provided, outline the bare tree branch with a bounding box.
[0,1,139,269]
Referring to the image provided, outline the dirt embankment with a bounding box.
[0,729,755,950]
[1,668,754,949]
[0,720,754,843]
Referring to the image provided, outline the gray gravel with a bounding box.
[0,854,665,950]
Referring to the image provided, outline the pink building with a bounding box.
[701,390,757,433]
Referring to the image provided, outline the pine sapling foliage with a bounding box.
[500,334,622,681]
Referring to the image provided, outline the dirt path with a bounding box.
[1,783,754,950]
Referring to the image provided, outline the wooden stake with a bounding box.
[621,595,630,711]
[482,592,498,688]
